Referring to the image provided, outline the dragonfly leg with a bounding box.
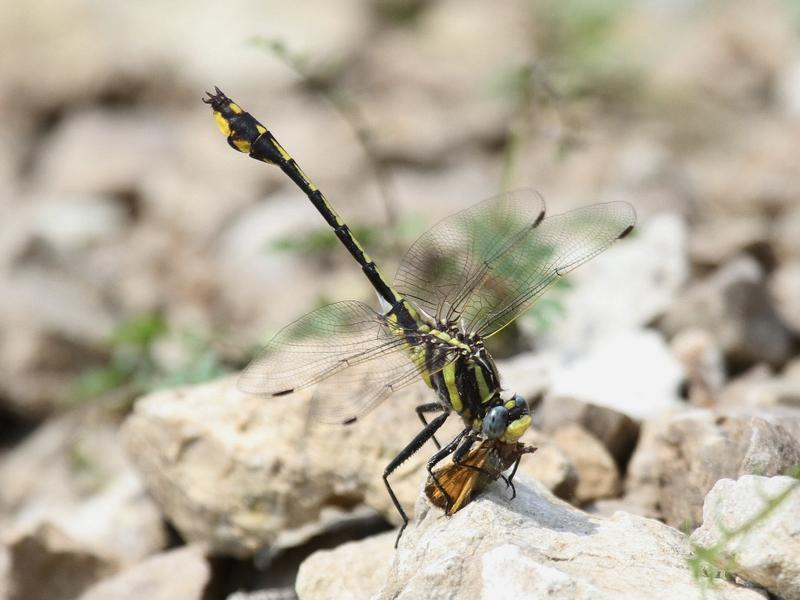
[505,446,536,499]
[415,402,446,450]
[426,428,471,516]
[384,410,450,547]
[452,432,498,480]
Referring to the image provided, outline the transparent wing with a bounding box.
[238,301,407,397]
[467,201,636,336]
[310,344,457,424]
[394,189,546,323]
[238,300,458,424]
[394,190,635,337]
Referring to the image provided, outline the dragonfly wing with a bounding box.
[393,189,546,322]
[310,345,457,424]
[467,201,636,337]
[395,190,635,337]
[238,300,459,424]
[238,300,407,397]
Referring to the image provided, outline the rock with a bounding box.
[0,322,105,416]
[4,523,118,600]
[361,0,530,161]
[228,590,298,600]
[0,544,9,600]
[368,478,762,599]
[650,0,795,111]
[296,531,394,600]
[546,329,685,421]
[623,413,673,520]
[661,255,793,368]
[121,375,438,557]
[719,365,800,410]
[0,411,168,564]
[31,109,166,198]
[551,425,621,505]
[688,216,770,268]
[690,475,800,600]
[774,206,800,261]
[770,260,800,335]
[778,57,800,118]
[0,263,117,415]
[626,409,800,529]
[77,545,211,600]
[537,213,689,351]
[671,328,726,407]
[515,434,577,501]
[12,194,130,254]
[535,395,640,468]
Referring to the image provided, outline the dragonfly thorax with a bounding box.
[425,323,500,418]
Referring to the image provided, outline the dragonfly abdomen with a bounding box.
[204,88,405,311]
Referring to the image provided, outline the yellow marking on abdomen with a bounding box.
[233,138,252,153]
[213,112,231,136]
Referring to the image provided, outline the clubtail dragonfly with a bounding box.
[204,87,635,544]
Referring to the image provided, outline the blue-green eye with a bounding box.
[483,405,508,439]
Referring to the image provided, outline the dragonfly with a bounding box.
[203,87,636,545]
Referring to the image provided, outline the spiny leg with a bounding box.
[384,411,450,547]
[415,402,446,450]
[504,446,537,500]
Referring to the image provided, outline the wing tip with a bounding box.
[618,224,634,239]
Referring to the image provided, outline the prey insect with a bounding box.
[204,87,636,545]
[425,440,537,514]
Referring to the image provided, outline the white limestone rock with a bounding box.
[691,475,800,600]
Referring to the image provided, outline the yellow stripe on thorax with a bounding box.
[475,366,493,404]
[442,362,462,412]
[429,329,470,352]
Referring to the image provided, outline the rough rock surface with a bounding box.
[551,425,621,504]
[661,256,793,368]
[719,365,800,410]
[121,375,438,557]
[688,215,770,267]
[296,532,395,600]
[77,544,211,600]
[536,395,640,467]
[0,411,167,564]
[691,475,800,600]
[546,329,685,421]
[670,328,726,407]
[296,478,763,600]
[770,260,800,335]
[515,433,578,501]
[626,409,800,528]
[5,523,118,600]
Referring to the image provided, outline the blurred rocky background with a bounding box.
[1,0,800,598]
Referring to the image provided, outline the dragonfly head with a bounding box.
[482,394,531,442]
